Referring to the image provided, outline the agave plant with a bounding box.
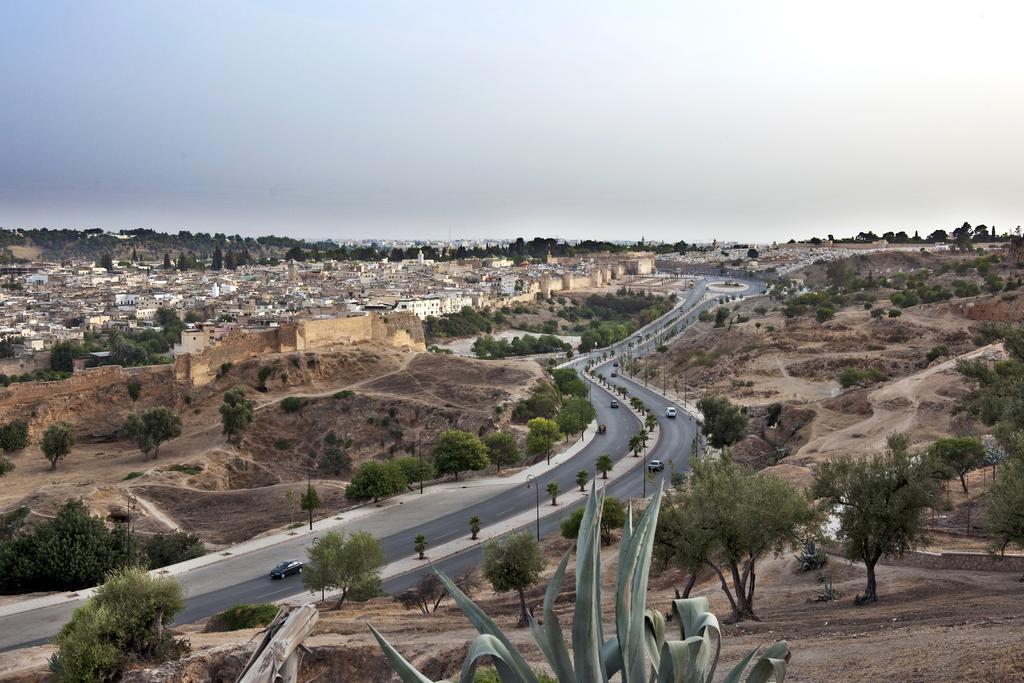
[369,484,790,682]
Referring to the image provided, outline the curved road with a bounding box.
[0,273,765,651]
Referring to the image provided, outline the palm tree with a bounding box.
[576,470,589,492]
[596,454,614,479]
[546,481,560,505]
[414,534,427,560]
[469,516,481,540]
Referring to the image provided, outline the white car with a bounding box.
[665,407,677,418]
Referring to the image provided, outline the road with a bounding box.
[0,274,764,651]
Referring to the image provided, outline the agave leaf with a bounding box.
[458,634,531,683]
[434,569,538,683]
[644,608,666,676]
[618,499,635,569]
[743,641,789,683]
[367,624,436,683]
[654,637,704,683]
[602,637,622,679]
[720,647,760,683]
[572,482,608,683]
[672,598,721,681]
[615,484,664,683]
[527,549,576,683]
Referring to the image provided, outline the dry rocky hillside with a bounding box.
[0,344,544,547]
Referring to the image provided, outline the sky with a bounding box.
[2,1,1024,244]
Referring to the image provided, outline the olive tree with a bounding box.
[432,430,489,480]
[41,422,75,470]
[302,530,385,607]
[812,434,938,604]
[122,406,182,459]
[482,532,546,626]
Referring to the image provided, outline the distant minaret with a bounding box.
[417,249,424,264]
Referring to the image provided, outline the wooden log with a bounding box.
[236,605,319,683]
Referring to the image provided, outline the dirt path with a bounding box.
[133,493,181,531]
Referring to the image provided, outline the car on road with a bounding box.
[647,460,665,472]
[610,400,619,408]
[610,371,617,377]
[613,361,619,367]
[665,406,677,418]
[270,560,303,579]
[597,424,607,434]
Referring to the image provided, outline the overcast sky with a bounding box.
[2,1,1023,243]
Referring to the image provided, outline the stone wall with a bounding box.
[824,541,1024,574]
[178,312,425,387]
[0,352,51,376]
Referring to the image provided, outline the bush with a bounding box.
[838,366,886,388]
[51,567,186,681]
[0,420,29,453]
[926,345,948,363]
[207,603,279,631]
[281,396,303,413]
[123,471,144,480]
[168,463,202,475]
[141,530,204,569]
[274,438,292,450]
[888,309,902,318]
[333,389,355,399]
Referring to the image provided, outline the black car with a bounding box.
[270,559,303,579]
[610,371,617,377]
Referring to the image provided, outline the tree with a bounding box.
[302,530,385,607]
[550,368,588,399]
[320,446,352,475]
[546,481,560,505]
[163,252,172,269]
[219,386,255,443]
[0,500,129,592]
[985,456,1024,577]
[0,457,12,477]
[394,571,480,617]
[928,436,986,494]
[432,430,489,480]
[696,396,748,449]
[345,461,407,503]
[811,434,938,604]
[469,516,481,540]
[393,456,435,489]
[576,469,589,492]
[300,484,321,530]
[51,567,185,681]
[41,422,74,470]
[414,533,427,560]
[99,253,114,272]
[628,430,647,457]
[526,417,562,465]
[481,532,546,626]
[482,431,522,472]
[122,406,182,459]
[654,459,815,621]
[0,420,29,453]
[211,245,223,270]
[596,453,614,479]
[50,340,81,373]
[560,497,627,545]
[557,397,596,439]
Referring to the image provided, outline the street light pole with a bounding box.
[526,474,540,541]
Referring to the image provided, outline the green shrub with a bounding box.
[51,567,186,681]
[208,603,279,631]
[888,309,902,318]
[838,366,886,388]
[142,530,204,569]
[926,345,949,363]
[333,390,355,399]
[274,438,292,450]
[281,396,303,413]
[123,471,144,480]
[168,463,202,476]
